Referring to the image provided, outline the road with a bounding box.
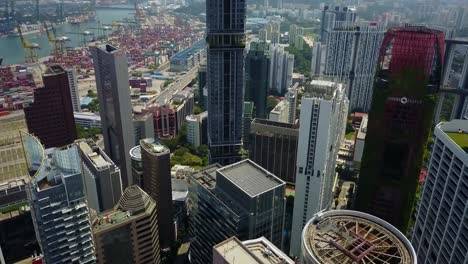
[148,60,204,105]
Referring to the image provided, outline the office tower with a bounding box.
[411,120,468,264]
[140,138,175,251]
[189,160,286,264]
[242,101,254,147]
[198,62,207,108]
[92,44,134,188]
[245,42,270,118]
[213,237,294,264]
[259,29,268,42]
[65,67,81,112]
[320,6,357,44]
[133,113,154,146]
[269,44,294,95]
[23,133,95,264]
[355,26,445,232]
[129,145,143,187]
[323,22,385,112]
[302,210,416,264]
[77,138,123,213]
[92,185,161,264]
[456,7,466,31]
[290,80,348,256]
[286,83,298,123]
[249,118,299,182]
[24,65,77,149]
[206,0,245,165]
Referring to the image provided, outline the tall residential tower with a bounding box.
[206,0,246,165]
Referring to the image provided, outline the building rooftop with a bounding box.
[77,140,112,169]
[130,145,141,161]
[446,132,468,152]
[74,111,101,121]
[270,100,288,114]
[92,185,155,232]
[304,79,342,100]
[214,236,294,264]
[303,210,416,264]
[437,120,468,153]
[191,164,221,190]
[357,115,368,140]
[140,138,169,155]
[171,40,206,61]
[217,159,285,197]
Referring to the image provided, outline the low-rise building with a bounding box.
[170,40,207,72]
[213,236,294,264]
[74,112,101,129]
[269,100,289,123]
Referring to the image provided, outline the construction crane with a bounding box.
[17,25,40,63]
[67,31,94,47]
[44,22,69,58]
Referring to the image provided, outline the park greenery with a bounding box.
[285,44,312,77]
[76,125,102,140]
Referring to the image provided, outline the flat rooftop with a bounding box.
[446,132,468,152]
[140,138,169,155]
[171,40,206,60]
[304,79,342,100]
[214,237,294,264]
[217,159,284,197]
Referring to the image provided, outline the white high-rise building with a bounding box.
[186,115,201,147]
[290,80,348,257]
[323,21,385,112]
[411,119,468,264]
[65,67,81,112]
[269,44,294,95]
[92,44,135,187]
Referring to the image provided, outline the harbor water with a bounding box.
[0,8,133,65]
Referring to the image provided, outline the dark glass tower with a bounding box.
[245,42,270,118]
[206,0,246,165]
[355,26,445,232]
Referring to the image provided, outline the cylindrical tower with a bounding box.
[301,210,417,264]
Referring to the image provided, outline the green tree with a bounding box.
[88,99,99,112]
[87,90,97,98]
[267,97,278,112]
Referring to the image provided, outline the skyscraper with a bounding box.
[411,120,468,264]
[189,160,286,264]
[92,185,161,264]
[140,138,175,252]
[290,80,348,256]
[322,22,385,112]
[245,41,270,119]
[77,138,123,213]
[269,44,294,95]
[249,118,299,182]
[320,6,357,44]
[206,0,246,165]
[23,132,95,264]
[24,65,77,149]
[92,44,135,187]
[302,210,417,264]
[65,67,81,112]
[355,26,445,232]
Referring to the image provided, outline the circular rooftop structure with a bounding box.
[302,210,416,264]
[130,145,142,161]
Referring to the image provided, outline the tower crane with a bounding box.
[17,25,40,63]
[44,22,70,58]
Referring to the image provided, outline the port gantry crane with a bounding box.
[67,30,94,47]
[17,25,40,63]
[87,21,112,42]
[44,22,70,58]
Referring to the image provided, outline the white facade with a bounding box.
[290,80,348,256]
[286,83,298,123]
[74,112,101,129]
[269,44,294,95]
[186,115,201,148]
[66,67,81,112]
[269,100,289,123]
[353,115,367,163]
[411,120,468,264]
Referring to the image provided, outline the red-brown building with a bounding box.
[24,65,77,148]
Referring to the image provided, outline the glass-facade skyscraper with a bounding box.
[22,132,95,264]
[206,0,246,165]
[355,26,445,233]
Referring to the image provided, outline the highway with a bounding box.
[147,60,204,105]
